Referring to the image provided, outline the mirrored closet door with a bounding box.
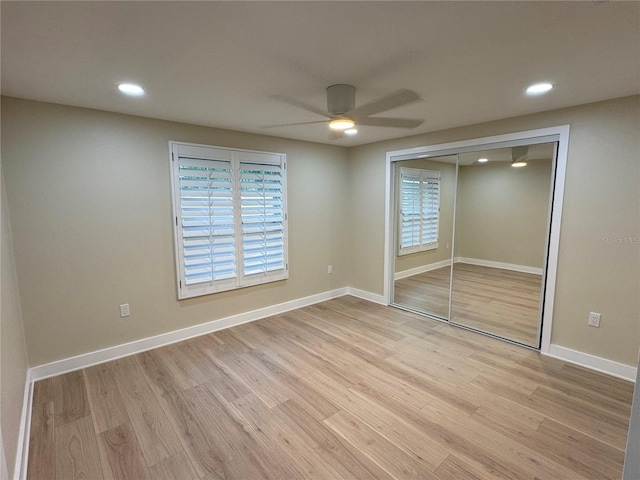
[450,143,556,347]
[391,141,557,348]
[392,154,457,320]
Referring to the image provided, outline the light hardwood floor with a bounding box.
[28,296,633,480]
[394,264,542,345]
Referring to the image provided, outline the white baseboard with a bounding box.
[30,287,349,382]
[394,257,542,280]
[346,287,387,305]
[455,257,543,275]
[17,287,637,480]
[394,259,452,281]
[544,344,637,382]
[14,369,32,480]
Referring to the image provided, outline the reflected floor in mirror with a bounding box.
[394,266,452,319]
[395,264,542,346]
[451,263,542,346]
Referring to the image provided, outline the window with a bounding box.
[170,142,288,299]
[398,167,440,255]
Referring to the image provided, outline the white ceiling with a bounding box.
[2,1,639,147]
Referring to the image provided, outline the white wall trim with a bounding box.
[346,287,387,305]
[394,257,543,281]
[539,127,570,355]
[30,288,348,382]
[30,287,635,385]
[14,370,32,480]
[544,344,637,382]
[394,259,453,281]
[454,257,543,275]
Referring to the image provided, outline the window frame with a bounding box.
[398,167,440,256]
[170,141,288,299]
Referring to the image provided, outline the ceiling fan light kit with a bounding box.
[268,83,425,136]
[329,118,355,130]
[511,145,529,167]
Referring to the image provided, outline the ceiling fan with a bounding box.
[267,84,424,135]
[511,145,542,167]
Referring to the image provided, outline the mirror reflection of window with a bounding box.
[392,155,457,320]
[398,167,440,255]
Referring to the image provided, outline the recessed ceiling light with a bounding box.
[329,118,355,130]
[526,82,553,95]
[477,158,489,163]
[344,128,358,136]
[511,160,527,168]
[117,83,145,96]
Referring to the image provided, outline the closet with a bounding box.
[389,136,560,348]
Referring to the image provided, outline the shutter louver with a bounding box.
[178,159,236,285]
[422,175,439,245]
[399,168,440,255]
[240,162,286,276]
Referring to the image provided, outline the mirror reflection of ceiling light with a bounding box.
[526,82,553,95]
[329,118,355,130]
[478,158,488,163]
[511,145,528,167]
[117,83,145,96]
[344,128,358,136]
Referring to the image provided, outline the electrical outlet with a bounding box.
[328,265,333,274]
[588,311,600,327]
[120,304,130,317]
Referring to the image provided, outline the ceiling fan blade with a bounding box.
[270,95,330,118]
[357,117,424,129]
[262,120,328,129]
[347,89,422,121]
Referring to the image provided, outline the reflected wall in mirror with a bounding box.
[392,155,457,319]
[451,143,555,346]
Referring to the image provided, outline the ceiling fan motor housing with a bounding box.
[326,84,356,116]
[511,145,529,161]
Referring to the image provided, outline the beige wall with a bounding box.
[349,95,640,367]
[394,158,456,274]
[455,160,552,268]
[2,95,638,371]
[1,97,350,366]
[1,174,30,479]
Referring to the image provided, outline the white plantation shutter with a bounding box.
[240,161,286,276]
[171,143,288,299]
[179,158,236,285]
[399,167,440,255]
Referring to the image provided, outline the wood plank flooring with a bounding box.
[27,296,633,480]
[394,264,542,345]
